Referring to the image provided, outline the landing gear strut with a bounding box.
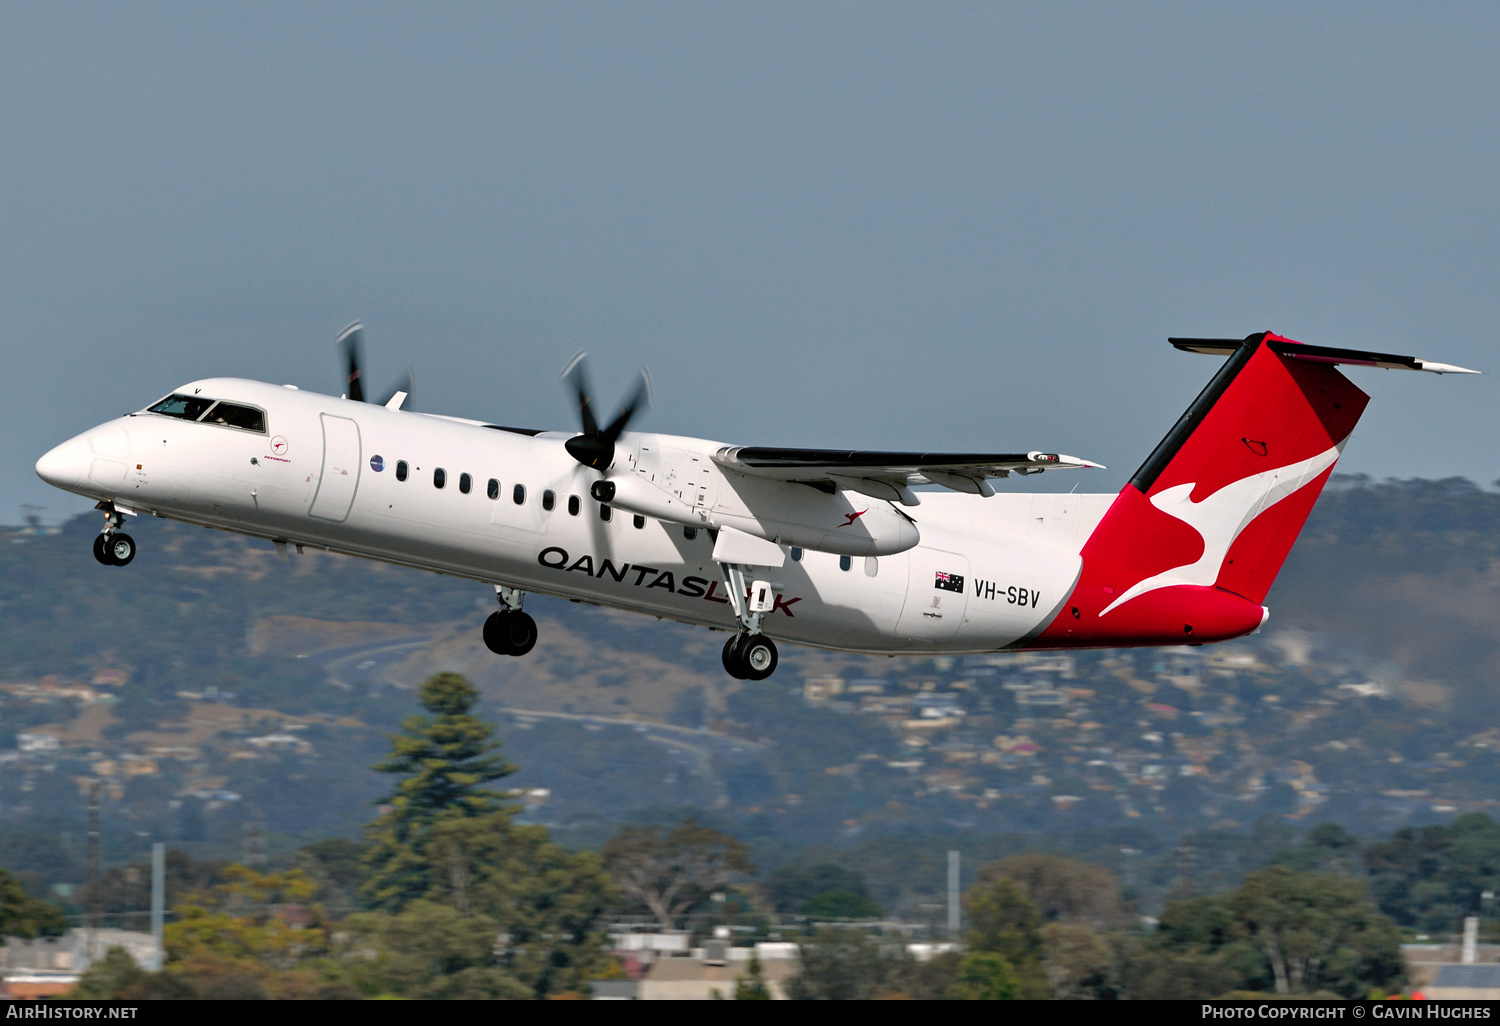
[717,561,779,681]
[93,503,135,567]
[483,585,537,657]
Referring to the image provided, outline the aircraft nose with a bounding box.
[35,434,90,490]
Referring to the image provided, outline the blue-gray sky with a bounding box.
[5,2,1496,524]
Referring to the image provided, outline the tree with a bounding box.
[986,854,1124,929]
[1231,867,1403,997]
[963,873,1049,999]
[950,951,1018,1000]
[1043,922,1123,1000]
[735,953,772,1000]
[424,812,620,997]
[363,673,517,910]
[0,865,65,939]
[787,928,904,1000]
[602,818,754,931]
[764,862,882,919]
[1365,813,1500,932]
[1151,867,1405,998]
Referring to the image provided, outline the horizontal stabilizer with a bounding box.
[1170,334,1478,375]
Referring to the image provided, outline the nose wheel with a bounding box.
[483,584,537,656]
[93,504,136,566]
[94,533,136,566]
[722,633,778,681]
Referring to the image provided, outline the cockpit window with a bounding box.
[147,394,216,421]
[202,402,266,433]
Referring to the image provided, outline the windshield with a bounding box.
[147,394,216,420]
[202,402,266,433]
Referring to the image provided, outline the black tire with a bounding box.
[107,533,136,566]
[484,610,538,657]
[93,534,113,565]
[722,636,748,680]
[741,635,778,681]
[505,611,538,657]
[483,611,514,655]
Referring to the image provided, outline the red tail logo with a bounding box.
[837,509,868,528]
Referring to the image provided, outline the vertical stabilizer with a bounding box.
[1034,332,1370,646]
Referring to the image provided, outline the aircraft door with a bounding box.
[896,547,970,643]
[308,414,362,522]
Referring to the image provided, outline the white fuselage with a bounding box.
[38,379,1113,654]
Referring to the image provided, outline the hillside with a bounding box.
[3,476,1500,904]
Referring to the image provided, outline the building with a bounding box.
[593,942,800,1000]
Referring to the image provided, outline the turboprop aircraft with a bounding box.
[35,328,1475,680]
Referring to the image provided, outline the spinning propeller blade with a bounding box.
[336,322,415,409]
[561,350,652,471]
[338,322,366,403]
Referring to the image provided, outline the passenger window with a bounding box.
[568,495,580,516]
[459,473,472,494]
[203,402,265,432]
[487,478,499,500]
[839,555,852,572]
[396,461,408,482]
[684,526,698,540]
[434,468,446,489]
[513,484,526,505]
[790,546,802,562]
[599,504,612,522]
[147,394,216,421]
[633,514,646,529]
[542,489,555,511]
[865,556,879,577]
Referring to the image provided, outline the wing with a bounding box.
[712,446,1103,504]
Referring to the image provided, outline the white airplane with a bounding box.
[35,328,1474,680]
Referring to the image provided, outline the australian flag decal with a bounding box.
[934,571,964,593]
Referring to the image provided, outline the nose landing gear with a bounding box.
[93,503,135,566]
[483,585,537,657]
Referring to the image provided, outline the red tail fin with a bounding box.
[1035,332,1368,647]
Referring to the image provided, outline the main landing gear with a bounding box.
[722,633,778,681]
[93,503,135,567]
[717,560,779,681]
[483,585,537,657]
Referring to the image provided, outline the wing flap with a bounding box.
[713,446,1103,496]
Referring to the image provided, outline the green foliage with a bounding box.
[734,953,772,1000]
[341,901,530,999]
[363,673,518,910]
[0,865,65,938]
[787,928,904,1000]
[987,853,1123,929]
[602,818,754,931]
[1154,867,1404,998]
[1043,922,1124,999]
[1274,823,1362,876]
[949,950,1018,1000]
[963,870,1049,998]
[1365,813,1500,932]
[763,861,882,919]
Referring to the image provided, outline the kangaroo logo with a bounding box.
[837,509,868,528]
[1099,439,1347,616]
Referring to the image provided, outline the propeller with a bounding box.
[337,322,416,408]
[561,350,652,471]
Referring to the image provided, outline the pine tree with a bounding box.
[362,673,516,910]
